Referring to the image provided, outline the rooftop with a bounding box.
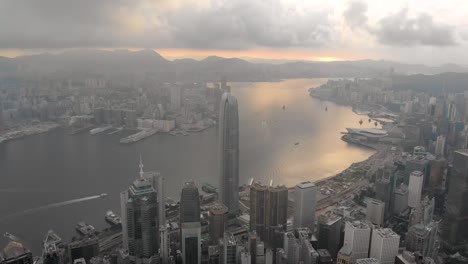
[374,228,399,239]
[296,181,316,189]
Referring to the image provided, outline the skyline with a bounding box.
[0,0,467,65]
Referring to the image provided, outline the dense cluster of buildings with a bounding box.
[5,74,468,264]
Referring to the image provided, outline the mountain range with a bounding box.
[1,49,468,83]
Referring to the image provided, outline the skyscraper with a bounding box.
[293,181,317,233]
[249,182,288,245]
[366,199,385,226]
[140,157,169,264]
[250,182,268,240]
[317,213,343,258]
[442,149,468,250]
[338,221,371,264]
[219,93,240,216]
[209,202,228,245]
[121,176,159,264]
[180,181,201,264]
[369,228,400,264]
[405,221,438,258]
[408,171,424,208]
[435,135,446,157]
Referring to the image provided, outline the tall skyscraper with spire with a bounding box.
[218,92,239,216]
[120,157,159,264]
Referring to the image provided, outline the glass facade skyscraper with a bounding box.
[180,181,201,264]
[122,178,159,264]
[218,93,240,216]
[442,150,468,250]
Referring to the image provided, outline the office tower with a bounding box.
[429,159,445,190]
[395,251,436,264]
[317,249,333,264]
[250,182,268,240]
[405,221,438,258]
[337,221,371,264]
[366,199,385,226]
[265,249,273,264]
[170,85,182,110]
[317,213,343,258]
[140,159,168,264]
[283,232,300,264]
[374,165,395,220]
[369,228,400,264]
[240,251,251,264]
[180,181,201,264]
[249,182,288,244]
[219,93,239,216]
[1,242,33,264]
[68,238,100,264]
[393,184,409,215]
[248,232,257,264]
[301,239,319,264]
[405,157,428,186]
[122,176,159,264]
[443,149,468,250]
[355,259,379,264]
[255,241,265,264]
[435,135,445,157]
[275,249,287,264]
[222,233,238,264]
[293,181,317,232]
[43,230,63,264]
[209,202,228,245]
[266,185,288,243]
[408,171,424,208]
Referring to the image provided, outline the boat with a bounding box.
[120,129,158,144]
[100,193,108,198]
[90,126,112,135]
[282,105,286,110]
[75,222,96,236]
[294,142,300,146]
[105,211,122,226]
[325,106,328,111]
[359,119,363,126]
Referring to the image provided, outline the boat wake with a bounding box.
[0,195,103,221]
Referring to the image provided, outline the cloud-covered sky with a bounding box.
[0,0,467,64]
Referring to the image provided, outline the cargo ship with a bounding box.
[75,222,96,236]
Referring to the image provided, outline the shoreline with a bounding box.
[0,122,61,144]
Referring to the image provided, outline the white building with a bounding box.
[370,228,400,264]
[408,171,424,208]
[341,221,371,263]
[434,135,445,157]
[293,181,317,232]
[366,199,385,226]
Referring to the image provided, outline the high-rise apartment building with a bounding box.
[219,93,239,216]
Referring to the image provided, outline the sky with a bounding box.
[0,0,467,65]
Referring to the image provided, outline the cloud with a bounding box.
[0,0,333,50]
[163,0,333,49]
[343,1,369,29]
[375,8,457,46]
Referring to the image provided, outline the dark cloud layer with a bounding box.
[0,0,460,50]
[375,9,456,46]
[343,1,457,47]
[0,0,332,50]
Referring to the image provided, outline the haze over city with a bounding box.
[1,1,468,264]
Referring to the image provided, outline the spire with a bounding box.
[139,154,144,179]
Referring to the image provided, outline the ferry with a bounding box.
[105,211,122,226]
[75,222,96,236]
[90,126,112,135]
[100,193,108,198]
